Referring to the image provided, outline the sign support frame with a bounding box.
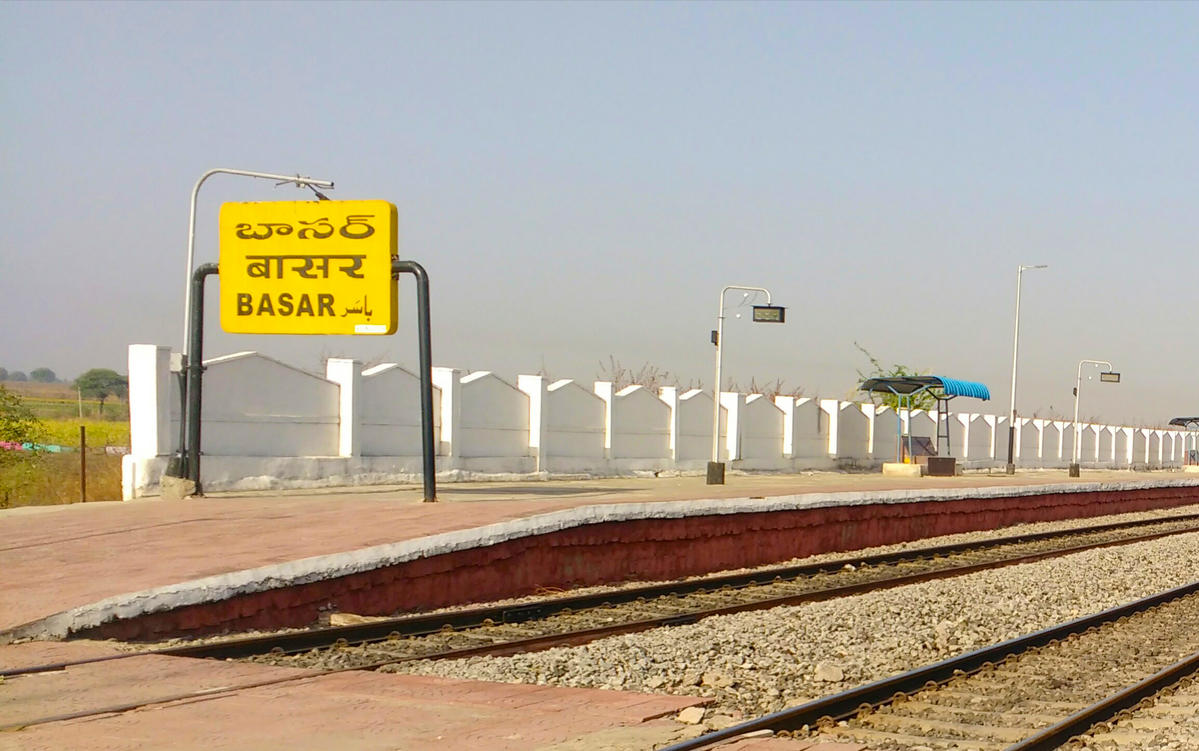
[182,260,437,502]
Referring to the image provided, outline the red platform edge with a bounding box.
[78,485,1198,641]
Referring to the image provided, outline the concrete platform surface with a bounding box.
[3,471,1196,640]
[0,643,709,751]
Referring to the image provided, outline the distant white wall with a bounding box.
[738,394,787,470]
[1016,418,1039,466]
[960,414,992,465]
[457,372,532,471]
[666,387,721,464]
[868,405,899,461]
[1100,426,1116,466]
[1078,424,1098,464]
[357,363,442,458]
[123,344,1192,497]
[201,352,339,457]
[824,400,868,467]
[788,398,828,459]
[541,378,606,470]
[1053,421,1073,466]
[596,383,671,464]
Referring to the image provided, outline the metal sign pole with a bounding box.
[393,260,437,502]
[180,260,435,501]
[186,263,220,495]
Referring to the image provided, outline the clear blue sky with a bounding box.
[1,1,1195,425]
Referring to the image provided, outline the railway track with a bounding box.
[227,514,1199,672]
[663,581,1199,751]
[6,513,1199,681]
[6,515,1199,735]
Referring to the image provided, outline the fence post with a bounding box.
[79,425,87,503]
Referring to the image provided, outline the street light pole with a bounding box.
[167,168,335,480]
[709,285,772,485]
[1071,358,1114,474]
[182,168,335,355]
[1006,264,1048,474]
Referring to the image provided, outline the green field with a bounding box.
[2,386,129,507]
[21,396,129,421]
[35,418,130,448]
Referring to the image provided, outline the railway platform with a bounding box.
[3,470,1198,750]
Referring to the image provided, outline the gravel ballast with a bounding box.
[387,529,1199,722]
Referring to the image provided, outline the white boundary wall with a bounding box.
[122,345,1197,498]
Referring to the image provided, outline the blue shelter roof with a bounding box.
[934,376,991,401]
[859,375,990,401]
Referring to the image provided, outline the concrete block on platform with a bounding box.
[882,462,925,477]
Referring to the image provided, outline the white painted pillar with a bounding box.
[983,415,1001,460]
[325,359,362,458]
[1013,418,1024,461]
[517,374,548,472]
[819,399,840,458]
[719,391,744,461]
[128,344,173,457]
[1052,421,1068,462]
[1033,419,1047,465]
[955,413,975,460]
[432,367,463,464]
[775,395,796,459]
[593,381,614,458]
[659,386,680,461]
[861,403,879,458]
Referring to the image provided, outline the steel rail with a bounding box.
[1007,647,1199,751]
[658,580,1199,751]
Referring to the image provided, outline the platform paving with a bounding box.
[4,471,1193,750]
[0,644,709,750]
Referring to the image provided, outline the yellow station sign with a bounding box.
[219,200,398,335]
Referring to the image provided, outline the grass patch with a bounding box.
[2,452,124,507]
[2,419,128,508]
[23,398,129,421]
[1,387,129,508]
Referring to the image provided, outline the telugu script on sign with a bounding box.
[218,200,398,336]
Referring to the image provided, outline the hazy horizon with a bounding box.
[2,2,1195,427]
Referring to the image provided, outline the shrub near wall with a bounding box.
[0,415,128,507]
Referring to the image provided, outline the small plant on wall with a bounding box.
[853,341,935,411]
[597,356,699,393]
